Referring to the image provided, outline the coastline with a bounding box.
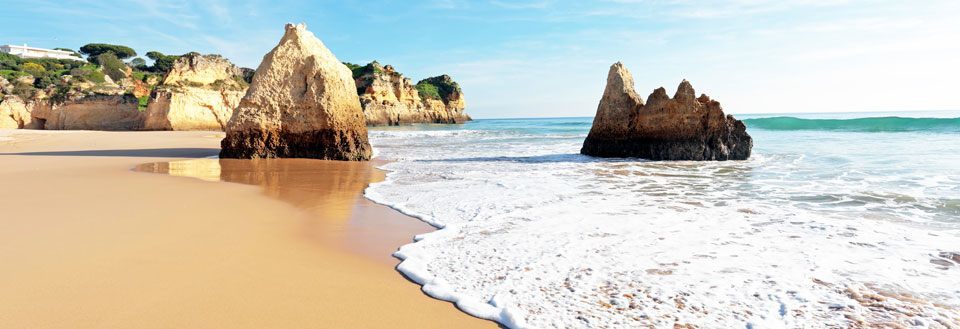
[0,129,493,328]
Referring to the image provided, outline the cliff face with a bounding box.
[29,94,144,131]
[0,96,29,128]
[353,61,470,126]
[143,53,247,131]
[581,62,752,161]
[220,23,372,160]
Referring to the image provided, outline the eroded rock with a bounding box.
[144,53,247,131]
[581,62,752,160]
[220,23,372,160]
[354,61,470,126]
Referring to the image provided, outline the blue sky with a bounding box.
[2,0,958,118]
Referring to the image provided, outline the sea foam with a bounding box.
[366,118,960,328]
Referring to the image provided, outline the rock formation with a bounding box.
[353,61,470,126]
[29,94,144,130]
[0,96,32,129]
[581,62,752,160]
[143,53,247,131]
[220,23,372,160]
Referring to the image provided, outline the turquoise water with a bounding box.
[367,111,960,327]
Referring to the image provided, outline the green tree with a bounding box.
[96,52,127,82]
[146,51,180,73]
[130,57,147,69]
[79,43,137,61]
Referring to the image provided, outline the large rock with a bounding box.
[355,62,470,126]
[581,62,752,160]
[220,23,372,160]
[0,96,32,129]
[144,53,247,131]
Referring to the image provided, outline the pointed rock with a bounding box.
[674,79,696,102]
[220,23,372,160]
[581,62,752,161]
[582,62,644,140]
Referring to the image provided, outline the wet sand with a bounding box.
[0,130,492,328]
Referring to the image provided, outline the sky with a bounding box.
[2,0,959,118]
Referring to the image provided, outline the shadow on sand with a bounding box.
[0,148,220,158]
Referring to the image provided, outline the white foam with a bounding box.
[366,127,960,328]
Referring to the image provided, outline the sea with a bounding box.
[364,111,960,328]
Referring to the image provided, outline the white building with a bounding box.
[0,44,86,61]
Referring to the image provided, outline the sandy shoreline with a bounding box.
[0,130,492,328]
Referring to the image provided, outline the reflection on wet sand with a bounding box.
[135,158,430,264]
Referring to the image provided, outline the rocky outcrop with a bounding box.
[220,23,372,160]
[0,96,32,129]
[581,62,752,160]
[29,94,144,130]
[354,61,470,126]
[143,53,247,131]
[161,53,244,86]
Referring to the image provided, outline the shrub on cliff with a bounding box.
[79,43,137,62]
[21,62,46,77]
[348,61,383,79]
[22,58,86,72]
[415,82,441,100]
[70,67,106,83]
[0,53,20,70]
[0,70,28,81]
[417,75,461,102]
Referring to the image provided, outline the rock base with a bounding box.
[220,129,372,160]
[581,130,751,161]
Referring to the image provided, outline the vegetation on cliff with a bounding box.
[0,42,253,113]
[416,75,461,103]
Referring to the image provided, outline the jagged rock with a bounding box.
[354,61,470,126]
[0,77,11,94]
[132,79,151,98]
[29,94,144,130]
[581,62,752,160]
[144,53,247,131]
[220,23,372,160]
[0,96,32,129]
[15,76,35,86]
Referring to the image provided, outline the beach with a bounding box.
[0,129,492,328]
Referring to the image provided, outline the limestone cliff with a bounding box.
[352,61,470,126]
[0,95,30,129]
[29,94,144,131]
[581,62,752,161]
[220,23,372,160]
[143,53,247,130]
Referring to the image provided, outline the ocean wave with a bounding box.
[743,116,960,132]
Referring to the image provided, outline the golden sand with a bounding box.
[0,130,492,328]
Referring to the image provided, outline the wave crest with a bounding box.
[743,116,960,132]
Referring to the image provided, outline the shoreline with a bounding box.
[0,129,493,328]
